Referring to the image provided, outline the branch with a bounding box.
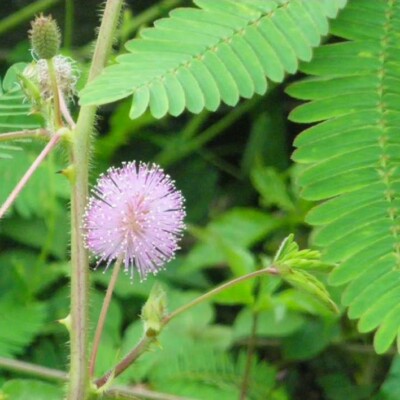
[47,58,63,129]
[89,258,122,377]
[107,385,195,400]
[0,133,61,219]
[96,267,279,388]
[0,128,50,142]
[0,357,192,400]
[0,356,67,381]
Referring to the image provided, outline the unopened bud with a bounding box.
[141,284,167,337]
[29,14,61,59]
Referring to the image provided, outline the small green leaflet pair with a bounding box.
[273,234,338,315]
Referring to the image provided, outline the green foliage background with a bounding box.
[1,0,400,399]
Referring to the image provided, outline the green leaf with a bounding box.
[376,357,400,400]
[150,348,283,400]
[234,308,305,339]
[1,209,69,259]
[120,289,232,384]
[283,270,339,314]
[2,62,26,91]
[1,380,63,400]
[251,166,295,211]
[0,251,68,297]
[287,0,400,352]
[272,235,338,313]
[277,289,336,317]
[213,242,256,305]
[283,318,339,360]
[241,106,289,174]
[186,208,281,272]
[318,374,373,400]
[80,0,347,118]
[0,296,47,357]
[0,63,44,159]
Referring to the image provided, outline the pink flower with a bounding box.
[84,162,185,280]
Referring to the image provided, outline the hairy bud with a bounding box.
[29,14,61,59]
[141,284,167,337]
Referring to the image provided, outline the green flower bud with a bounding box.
[141,284,167,337]
[29,14,61,59]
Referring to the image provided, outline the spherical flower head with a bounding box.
[84,162,186,280]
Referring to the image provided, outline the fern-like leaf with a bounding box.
[80,0,347,119]
[0,65,44,158]
[150,348,283,400]
[0,296,47,357]
[287,0,400,354]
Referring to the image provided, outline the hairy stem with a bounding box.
[0,356,67,381]
[47,58,63,129]
[59,88,76,128]
[95,333,152,388]
[0,128,50,142]
[107,386,195,400]
[89,258,122,377]
[88,0,123,81]
[96,267,278,388]
[67,1,123,399]
[163,268,277,324]
[0,133,61,219]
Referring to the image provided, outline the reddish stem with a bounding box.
[0,133,61,219]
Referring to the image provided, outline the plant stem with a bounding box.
[95,332,151,388]
[64,0,74,49]
[0,357,193,400]
[0,128,50,142]
[163,268,276,324]
[239,312,258,400]
[181,110,209,139]
[88,0,123,82]
[96,267,278,388]
[59,88,76,128]
[67,1,123,399]
[0,0,59,36]
[47,58,63,129]
[107,385,195,400]
[0,356,67,382]
[89,258,122,377]
[0,133,61,219]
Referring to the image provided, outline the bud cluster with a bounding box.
[22,15,78,106]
